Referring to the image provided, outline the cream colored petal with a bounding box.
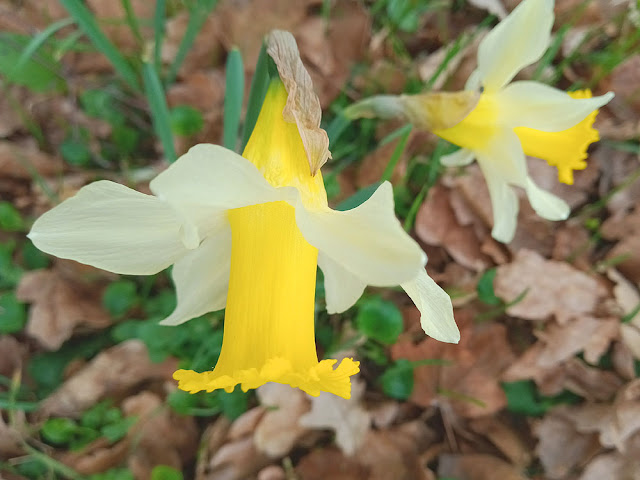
[525,177,571,221]
[28,181,188,275]
[401,269,459,343]
[464,69,483,91]
[295,182,425,287]
[476,0,554,91]
[318,253,367,314]
[150,144,285,231]
[498,81,614,131]
[476,132,527,243]
[160,227,232,326]
[441,148,475,167]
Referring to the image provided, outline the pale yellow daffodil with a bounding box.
[28,31,459,399]
[348,0,614,243]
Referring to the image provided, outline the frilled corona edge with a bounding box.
[173,357,361,399]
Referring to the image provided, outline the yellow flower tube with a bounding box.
[174,81,359,399]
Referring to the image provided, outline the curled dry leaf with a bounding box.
[202,408,271,480]
[468,417,531,468]
[123,392,198,479]
[0,139,63,180]
[534,407,601,480]
[567,379,640,452]
[415,184,490,272]
[391,313,515,418]
[580,452,640,480]
[299,378,371,456]
[534,316,619,367]
[16,269,111,350]
[295,447,368,480]
[494,249,608,324]
[39,340,177,417]
[297,0,371,106]
[354,422,436,480]
[437,453,527,480]
[254,383,310,457]
[0,335,27,378]
[266,30,331,175]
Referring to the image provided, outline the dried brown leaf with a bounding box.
[494,249,608,324]
[299,379,371,455]
[580,452,640,480]
[535,316,619,367]
[0,139,62,180]
[355,422,436,480]
[254,383,310,457]
[468,418,531,468]
[415,184,489,272]
[295,448,368,480]
[16,269,111,350]
[437,453,527,480]
[39,340,177,417]
[0,335,27,378]
[392,315,515,418]
[567,380,640,452]
[123,392,198,479]
[534,407,601,480]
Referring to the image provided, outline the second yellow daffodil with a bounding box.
[348,0,614,243]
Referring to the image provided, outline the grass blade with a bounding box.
[153,0,167,72]
[15,18,75,71]
[166,0,219,85]
[142,61,176,162]
[59,0,141,91]
[380,123,412,182]
[121,0,144,48]
[241,42,270,150]
[223,48,244,151]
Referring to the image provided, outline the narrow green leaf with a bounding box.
[166,0,219,85]
[142,61,176,162]
[59,0,140,91]
[0,33,65,92]
[15,18,75,72]
[153,0,167,72]
[241,43,270,149]
[121,0,144,48]
[223,48,245,151]
[326,112,351,149]
[380,123,412,182]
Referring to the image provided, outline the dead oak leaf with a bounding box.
[39,340,177,417]
[254,383,310,458]
[16,269,111,350]
[438,453,527,480]
[535,316,619,367]
[415,184,489,272]
[567,379,640,452]
[494,249,608,324]
[392,313,515,418]
[534,407,601,480]
[355,422,436,480]
[299,378,371,456]
[123,392,198,479]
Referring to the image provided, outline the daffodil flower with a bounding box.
[347,0,614,243]
[28,31,459,399]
